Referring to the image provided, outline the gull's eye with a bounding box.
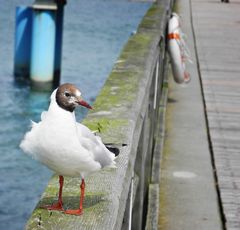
[64,92,71,97]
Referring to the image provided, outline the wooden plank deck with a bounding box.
[191,0,240,229]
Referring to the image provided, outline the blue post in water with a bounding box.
[30,1,57,89]
[54,0,66,86]
[14,6,32,79]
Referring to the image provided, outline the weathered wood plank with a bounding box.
[192,0,240,227]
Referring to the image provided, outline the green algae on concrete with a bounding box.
[27,174,115,229]
[83,118,128,144]
[138,5,164,31]
[87,71,140,112]
[119,34,153,60]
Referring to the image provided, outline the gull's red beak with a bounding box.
[78,99,92,110]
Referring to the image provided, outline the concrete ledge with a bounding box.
[145,184,159,230]
[25,1,172,229]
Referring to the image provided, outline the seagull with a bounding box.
[20,83,116,215]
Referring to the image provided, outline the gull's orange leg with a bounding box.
[41,175,64,211]
[65,179,85,215]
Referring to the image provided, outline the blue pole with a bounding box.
[14,6,32,79]
[30,9,56,88]
[54,1,66,86]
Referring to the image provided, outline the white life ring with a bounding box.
[167,13,190,84]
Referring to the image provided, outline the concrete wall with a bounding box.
[25,0,172,229]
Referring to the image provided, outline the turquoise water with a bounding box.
[0,0,150,229]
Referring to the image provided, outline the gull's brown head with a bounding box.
[56,83,92,112]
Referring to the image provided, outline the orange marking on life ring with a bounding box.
[167,33,180,40]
